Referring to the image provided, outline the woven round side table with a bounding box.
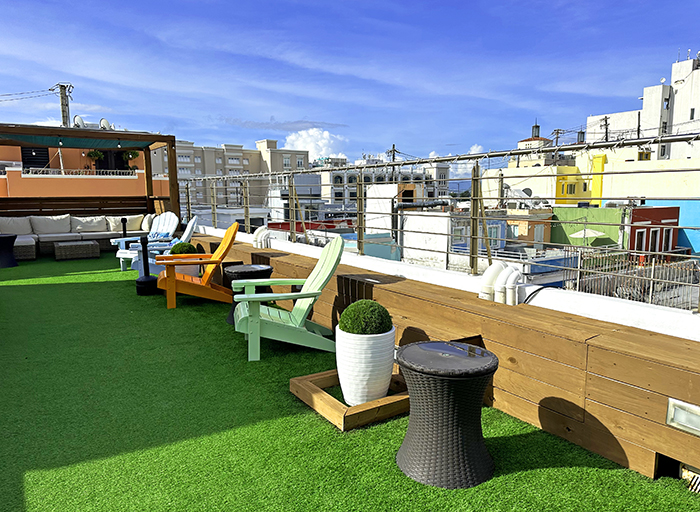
[395,341,499,489]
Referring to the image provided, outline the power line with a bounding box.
[0,88,53,97]
[0,92,56,103]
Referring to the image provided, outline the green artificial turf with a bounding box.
[1,255,699,511]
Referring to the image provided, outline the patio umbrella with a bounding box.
[570,228,606,239]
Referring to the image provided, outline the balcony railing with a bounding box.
[22,167,137,176]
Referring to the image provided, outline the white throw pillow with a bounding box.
[71,216,107,232]
[106,215,144,232]
[0,216,33,235]
[141,213,156,231]
[29,214,71,234]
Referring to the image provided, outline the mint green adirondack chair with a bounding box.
[231,236,344,361]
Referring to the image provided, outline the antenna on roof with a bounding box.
[73,115,86,128]
[99,118,111,130]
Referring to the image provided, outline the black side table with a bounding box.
[396,341,499,489]
[0,234,18,268]
[224,264,274,325]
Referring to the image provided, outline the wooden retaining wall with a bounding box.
[206,237,700,479]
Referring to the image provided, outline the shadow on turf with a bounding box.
[0,277,337,512]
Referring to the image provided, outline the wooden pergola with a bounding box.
[0,123,179,214]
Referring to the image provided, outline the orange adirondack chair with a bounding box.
[156,222,239,309]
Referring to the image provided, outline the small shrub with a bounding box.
[169,242,197,255]
[338,299,392,335]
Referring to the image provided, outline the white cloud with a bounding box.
[450,144,484,179]
[30,117,62,127]
[283,128,348,161]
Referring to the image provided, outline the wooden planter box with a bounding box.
[290,369,409,431]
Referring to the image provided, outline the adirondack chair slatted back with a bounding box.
[200,222,239,286]
[290,236,344,326]
[150,212,179,239]
[179,216,199,244]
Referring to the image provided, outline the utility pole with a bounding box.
[50,83,74,127]
[601,116,610,142]
[552,129,565,146]
[388,143,396,183]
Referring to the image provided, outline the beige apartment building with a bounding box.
[150,139,309,208]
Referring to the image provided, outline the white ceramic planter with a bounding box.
[335,325,396,406]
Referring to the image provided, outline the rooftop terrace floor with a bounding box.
[1,255,698,511]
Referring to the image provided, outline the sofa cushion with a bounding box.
[0,216,33,235]
[14,235,37,246]
[36,233,82,242]
[141,213,156,231]
[71,216,107,233]
[106,215,144,232]
[30,214,71,234]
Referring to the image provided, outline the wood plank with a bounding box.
[588,346,700,406]
[483,339,586,395]
[480,316,587,369]
[492,388,657,478]
[493,367,584,422]
[585,399,700,471]
[344,392,409,430]
[586,374,668,424]
[289,378,345,430]
[588,331,700,375]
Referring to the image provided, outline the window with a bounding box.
[243,158,249,165]
[196,180,203,187]
[228,170,239,176]
[195,169,202,175]
[376,175,385,182]
[228,157,240,164]
[334,191,343,199]
[196,192,203,199]
[561,183,565,195]
[216,170,223,175]
[349,191,357,198]
[635,229,646,252]
[508,224,519,239]
[178,167,189,174]
[583,182,588,192]
[216,180,224,187]
[216,157,222,164]
[638,151,651,161]
[566,183,576,195]
[663,228,673,252]
[333,175,343,184]
[348,175,357,184]
[660,145,667,157]
[664,98,670,110]
[283,156,291,168]
[177,155,191,162]
[297,157,304,168]
[691,108,696,121]
[163,153,167,161]
[487,226,500,247]
[363,175,371,183]
[453,226,466,243]
[662,121,668,134]
[649,228,660,253]
[194,156,201,163]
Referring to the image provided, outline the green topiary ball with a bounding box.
[338,299,393,335]
[169,242,197,255]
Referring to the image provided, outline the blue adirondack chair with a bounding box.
[231,236,344,361]
[130,216,199,277]
[112,211,179,271]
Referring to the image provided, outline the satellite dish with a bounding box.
[73,115,86,128]
[110,123,116,130]
[660,77,666,84]
[99,118,111,130]
[522,187,533,197]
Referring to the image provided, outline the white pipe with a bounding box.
[505,270,523,305]
[494,266,516,304]
[478,261,508,301]
[252,226,269,248]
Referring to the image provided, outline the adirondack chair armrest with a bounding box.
[231,278,307,292]
[234,290,322,303]
[129,242,173,251]
[111,236,140,249]
[156,253,214,262]
[157,258,219,266]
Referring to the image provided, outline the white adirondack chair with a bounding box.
[112,211,179,271]
[130,216,199,277]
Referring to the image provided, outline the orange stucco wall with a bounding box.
[0,146,146,170]
[0,169,170,198]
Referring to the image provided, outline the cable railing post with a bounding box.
[357,169,365,255]
[289,174,297,243]
[243,179,250,234]
[185,182,191,222]
[210,180,217,228]
[648,259,656,304]
[469,162,479,274]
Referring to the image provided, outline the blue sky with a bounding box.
[0,0,696,167]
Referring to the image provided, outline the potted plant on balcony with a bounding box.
[169,242,199,276]
[86,150,104,170]
[335,299,396,406]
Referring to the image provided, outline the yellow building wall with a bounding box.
[554,166,591,205]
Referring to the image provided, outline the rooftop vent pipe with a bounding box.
[478,261,507,301]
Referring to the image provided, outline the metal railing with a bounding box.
[22,168,137,176]
[173,132,700,311]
